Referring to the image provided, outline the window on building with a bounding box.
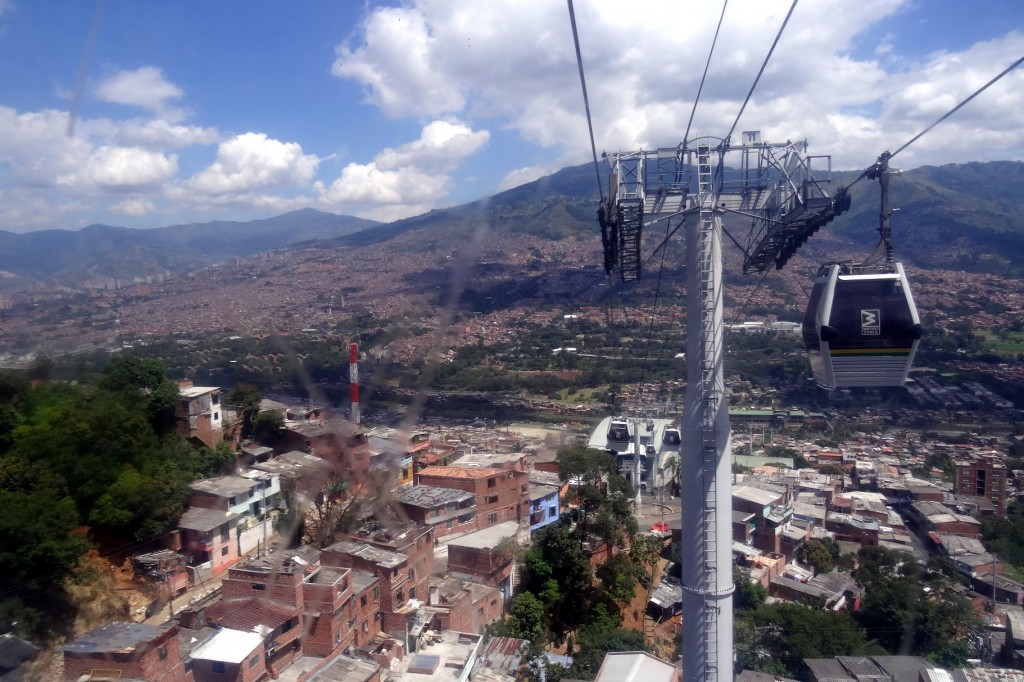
[446,519,454,530]
[408,568,415,581]
[396,588,404,603]
[252,583,266,591]
[549,507,557,518]
[487,477,496,488]
[488,513,498,524]
[521,484,529,494]
[486,494,498,504]
[362,621,369,633]
[334,632,341,646]
[212,662,225,674]
[248,655,259,669]
[220,524,230,541]
[158,645,168,660]
[361,594,367,607]
[373,587,379,600]
[213,412,219,420]
[221,547,229,556]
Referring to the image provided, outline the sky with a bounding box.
[0,0,1022,233]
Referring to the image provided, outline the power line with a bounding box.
[567,0,604,202]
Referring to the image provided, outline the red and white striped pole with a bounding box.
[349,342,360,425]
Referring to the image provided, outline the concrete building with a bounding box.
[528,470,562,534]
[446,521,521,594]
[176,381,223,448]
[189,629,265,682]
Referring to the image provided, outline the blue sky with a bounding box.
[0,0,1022,232]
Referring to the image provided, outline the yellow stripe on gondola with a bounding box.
[830,347,912,356]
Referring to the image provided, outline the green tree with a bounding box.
[734,567,767,611]
[225,383,262,438]
[99,356,179,433]
[796,538,840,574]
[253,410,285,444]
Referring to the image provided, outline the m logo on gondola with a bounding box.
[861,309,880,335]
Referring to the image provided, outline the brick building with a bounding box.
[395,486,477,539]
[62,622,189,682]
[321,540,415,635]
[954,454,1008,518]
[351,522,434,608]
[277,419,370,489]
[416,465,528,530]
[425,577,504,634]
[206,598,303,677]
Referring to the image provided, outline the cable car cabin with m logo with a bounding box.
[802,262,922,388]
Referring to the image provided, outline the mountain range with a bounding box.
[2,160,1024,294]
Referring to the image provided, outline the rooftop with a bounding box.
[447,521,520,550]
[190,475,260,499]
[206,598,298,632]
[303,652,380,682]
[325,540,408,569]
[180,385,219,398]
[733,485,783,506]
[287,419,365,439]
[594,651,677,682]
[392,631,482,682]
[189,628,263,664]
[419,465,504,480]
[178,507,238,533]
[63,622,175,656]
[395,486,475,509]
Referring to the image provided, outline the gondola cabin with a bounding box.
[802,262,921,388]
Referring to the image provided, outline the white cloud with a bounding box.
[316,119,489,219]
[57,145,178,189]
[333,0,1024,171]
[499,166,547,192]
[114,119,220,150]
[185,133,320,195]
[110,197,156,216]
[95,67,188,121]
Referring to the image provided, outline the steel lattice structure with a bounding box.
[600,134,843,682]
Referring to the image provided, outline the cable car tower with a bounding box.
[600,137,846,682]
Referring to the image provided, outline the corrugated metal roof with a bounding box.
[178,507,238,533]
[63,622,175,655]
[475,637,529,676]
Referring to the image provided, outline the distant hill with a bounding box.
[3,160,1024,296]
[818,161,1024,275]
[0,208,379,289]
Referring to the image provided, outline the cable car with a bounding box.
[802,262,921,388]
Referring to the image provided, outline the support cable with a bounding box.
[847,53,1024,190]
[635,216,676,406]
[722,0,799,146]
[683,0,729,147]
[567,0,604,202]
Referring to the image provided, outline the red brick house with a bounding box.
[425,576,504,634]
[351,522,434,612]
[395,486,478,539]
[62,622,189,682]
[321,540,415,635]
[277,419,370,489]
[416,466,528,530]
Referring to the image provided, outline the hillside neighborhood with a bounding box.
[7,374,1022,682]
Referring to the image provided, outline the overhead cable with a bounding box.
[723,0,799,145]
[683,0,730,146]
[567,0,605,202]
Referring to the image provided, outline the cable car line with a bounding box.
[566,0,604,203]
[721,0,798,147]
[683,0,730,147]
[846,53,1024,192]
